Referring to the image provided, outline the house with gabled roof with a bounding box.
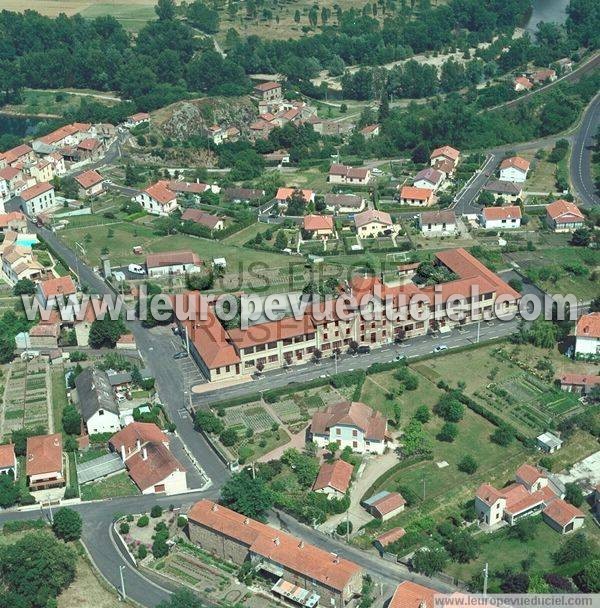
[413,167,444,191]
[398,185,435,207]
[310,401,388,454]
[514,76,534,91]
[480,205,522,229]
[419,210,456,236]
[362,490,406,520]
[18,181,58,216]
[253,81,282,102]
[302,214,334,240]
[134,181,179,216]
[546,199,585,232]
[354,209,394,238]
[26,433,64,491]
[312,459,353,499]
[575,313,600,358]
[499,156,530,182]
[324,193,366,214]
[75,368,121,435]
[146,251,202,277]
[328,163,371,186]
[74,169,104,197]
[0,444,17,477]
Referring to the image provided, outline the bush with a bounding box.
[119,522,130,534]
[150,505,163,518]
[457,455,478,474]
[413,405,431,423]
[63,487,78,499]
[177,516,187,528]
[564,483,584,507]
[491,424,514,446]
[137,515,149,527]
[52,507,82,541]
[152,538,169,558]
[336,521,353,536]
[138,545,148,559]
[437,422,458,442]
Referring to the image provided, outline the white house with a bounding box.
[26,433,65,491]
[430,145,460,176]
[74,169,105,197]
[134,181,179,216]
[398,186,435,207]
[310,401,387,454]
[328,164,371,186]
[19,181,58,216]
[545,199,585,232]
[354,209,394,238]
[146,251,202,277]
[575,313,600,358]
[499,156,530,183]
[312,460,353,499]
[413,168,444,191]
[75,368,121,435]
[324,193,366,214]
[480,205,522,229]
[420,210,456,236]
[109,422,187,495]
[482,180,523,203]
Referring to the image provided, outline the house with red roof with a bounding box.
[328,163,371,186]
[187,499,363,607]
[275,187,315,208]
[302,214,334,240]
[476,463,585,534]
[575,313,600,358]
[532,68,557,84]
[398,185,435,207]
[253,81,282,102]
[0,144,35,169]
[514,75,534,91]
[74,169,104,197]
[362,490,406,521]
[430,145,460,176]
[499,156,530,183]
[146,251,202,277]
[77,137,103,161]
[0,211,26,234]
[546,199,585,232]
[360,124,380,139]
[109,422,187,494]
[37,275,77,307]
[310,401,388,454]
[374,527,406,552]
[312,459,353,499]
[419,210,456,237]
[181,208,224,231]
[134,181,179,216]
[18,181,57,216]
[480,205,522,229]
[126,112,150,128]
[414,167,444,191]
[0,444,17,476]
[354,209,395,238]
[557,372,600,395]
[26,433,64,491]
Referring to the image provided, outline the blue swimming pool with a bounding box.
[16,237,38,247]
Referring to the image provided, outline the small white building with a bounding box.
[575,313,600,358]
[536,432,563,453]
[310,401,387,454]
[413,168,444,191]
[480,205,522,229]
[499,156,530,183]
[146,251,202,277]
[328,164,371,186]
[546,199,585,232]
[19,181,58,216]
[75,368,121,436]
[419,210,456,236]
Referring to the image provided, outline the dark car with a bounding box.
[357,345,371,354]
[173,351,188,359]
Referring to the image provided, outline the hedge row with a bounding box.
[2,519,46,534]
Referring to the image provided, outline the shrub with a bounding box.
[457,455,478,474]
[150,505,163,518]
[63,487,78,499]
[413,405,431,423]
[177,516,187,528]
[437,422,458,442]
[138,545,148,559]
[52,507,82,541]
[137,515,149,528]
[119,522,130,534]
[152,538,169,558]
[564,483,583,507]
[336,521,353,536]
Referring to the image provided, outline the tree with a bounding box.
[52,507,82,541]
[150,505,163,518]
[62,405,81,436]
[564,482,584,507]
[88,318,125,348]
[187,1,220,33]
[434,392,464,422]
[500,570,530,593]
[553,531,592,565]
[411,143,430,164]
[155,0,176,20]
[402,418,432,457]
[219,428,238,446]
[571,227,590,246]
[0,335,15,364]
[13,279,37,296]
[491,424,514,446]
[274,230,288,250]
[445,530,478,563]
[220,472,274,520]
[0,532,76,606]
[194,410,224,434]
[457,455,478,474]
[437,422,458,442]
[510,517,536,541]
[157,589,205,608]
[411,544,448,576]
[413,405,430,424]
[0,474,19,508]
[576,559,600,592]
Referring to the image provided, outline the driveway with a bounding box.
[319,450,400,534]
[557,450,600,492]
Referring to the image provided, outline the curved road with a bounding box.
[569,92,600,208]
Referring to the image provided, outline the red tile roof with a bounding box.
[143,181,177,206]
[430,145,460,161]
[375,527,406,547]
[129,112,150,123]
[303,214,334,232]
[187,500,362,591]
[313,460,353,494]
[126,442,185,492]
[77,137,101,151]
[74,169,103,189]
[110,422,168,454]
[311,401,387,442]
[329,164,370,180]
[39,275,77,298]
[254,81,281,92]
[0,211,25,228]
[20,181,53,202]
[482,205,522,221]
[360,124,379,134]
[369,491,406,517]
[0,444,15,469]
[145,251,201,269]
[26,433,62,476]
[504,483,555,516]
[275,187,313,202]
[514,76,533,89]
[500,156,530,172]
[399,186,434,201]
[1,144,33,165]
[228,315,315,350]
[168,180,208,195]
[515,463,545,486]
[543,498,584,528]
[0,167,21,181]
[38,123,90,145]
[557,372,600,388]
[476,483,506,506]
[29,322,60,338]
[576,313,600,339]
[546,199,585,222]
[181,208,222,229]
[389,581,436,608]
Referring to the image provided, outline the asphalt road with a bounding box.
[569,92,600,208]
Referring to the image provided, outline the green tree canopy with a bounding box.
[52,508,82,542]
[220,472,274,520]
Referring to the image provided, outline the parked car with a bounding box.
[394,354,406,361]
[128,263,145,275]
[357,345,371,354]
[433,345,448,353]
[173,351,188,359]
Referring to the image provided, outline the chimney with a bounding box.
[419,602,427,608]
[298,540,304,549]
[142,447,148,461]
[211,503,218,512]
[120,445,126,462]
[136,438,141,451]
[53,438,60,447]
[273,537,280,546]
[243,518,249,525]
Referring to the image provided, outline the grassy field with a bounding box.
[51,367,69,437]
[80,471,139,501]
[1,89,119,117]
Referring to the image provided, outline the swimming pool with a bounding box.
[16,237,38,247]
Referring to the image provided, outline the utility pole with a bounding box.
[345,509,350,543]
[119,565,127,600]
[47,494,54,524]
[476,320,481,344]
[334,351,338,375]
[483,562,488,597]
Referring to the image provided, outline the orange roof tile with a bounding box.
[275,187,313,202]
[144,181,177,205]
[303,214,334,232]
[39,275,76,298]
[576,313,600,339]
[515,463,545,486]
[399,186,434,201]
[543,498,584,527]
[482,206,522,221]
[0,212,25,228]
[20,181,53,202]
[313,460,353,494]
[389,581,437,608]
[0,444,15,469]
[109,422,168,454]
[375,527,406,547]
[500,156,530,172]
[311,402,387,442]
[74,169,103,189]
[26,433,62,476]
[430,145,460,161]
[557,373,600,388]
[546,199,585,222]
[126,442,185,492]
[228,315,315,350]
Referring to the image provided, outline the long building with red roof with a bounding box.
[187,499,363,606]
[173,248,519,381]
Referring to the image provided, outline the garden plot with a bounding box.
[222,405,276,432]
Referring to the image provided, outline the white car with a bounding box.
[372,168,383,175]
[433,345,448,353]
[128,263,145,275]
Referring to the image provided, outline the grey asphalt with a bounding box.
[569,92,600,208]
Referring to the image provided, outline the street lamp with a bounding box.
[119,565,127,600]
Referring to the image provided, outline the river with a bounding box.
[525,0,570,36]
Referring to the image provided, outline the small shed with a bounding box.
[537,432,563,453]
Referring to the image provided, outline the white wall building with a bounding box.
[575,313,600,358]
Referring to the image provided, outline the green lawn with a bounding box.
[79,3,157,31]
[75,448,109,465]
[50,367,68,436]
[1,88,119,116]
[80,472,139,501]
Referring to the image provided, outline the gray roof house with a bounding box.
[74,368,121,435]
